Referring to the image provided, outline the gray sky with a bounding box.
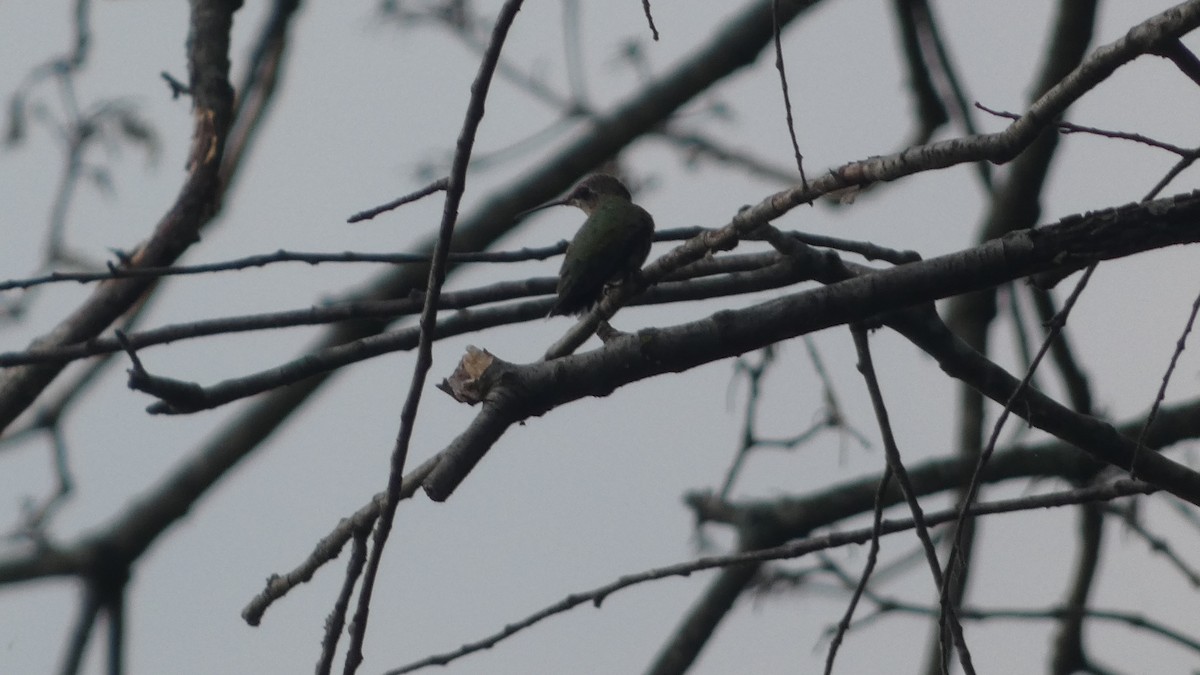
[2,2,1199,673]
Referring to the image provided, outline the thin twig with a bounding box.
[850,325,972,675]
[641,0,660,41]
[770,0,807,188]
[938,262,1098,659]
[347,178,450,222]
[339,4,526,673]
[387,480,1152,675]
[824,465,891,675]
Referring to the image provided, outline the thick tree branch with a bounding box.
[423,190,1200,500]
[27,0,833,601]
[0,0,242,431]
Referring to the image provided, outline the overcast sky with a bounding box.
[2,2,1200,674]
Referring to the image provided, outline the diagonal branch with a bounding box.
[424,190,1200,501]
[339,2,526,672]
[0,0,241,432]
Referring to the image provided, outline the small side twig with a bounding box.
[339,4,527,673]
[641,0,660,41]
[386,480,1152,675]
[1134,283,1200,478]
[347,177,450,223]
[770,0,807,189]
[848,324,971,675]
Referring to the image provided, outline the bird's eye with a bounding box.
[575,187,593,200]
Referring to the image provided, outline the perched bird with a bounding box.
[527,174,655,317]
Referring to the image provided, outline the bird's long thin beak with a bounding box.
[515,197,570,220]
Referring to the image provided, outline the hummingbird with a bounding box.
[527,174,656,317]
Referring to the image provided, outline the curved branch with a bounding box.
[0,0,241,431]
[424,190,1200,501]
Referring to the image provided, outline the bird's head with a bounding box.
[519,174,633,217]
